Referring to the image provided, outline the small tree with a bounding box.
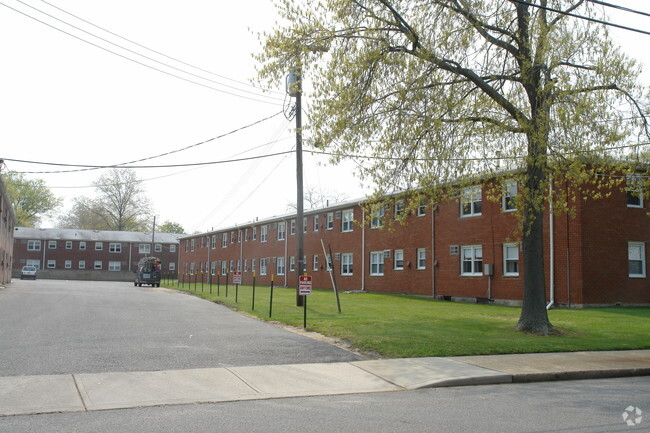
[158,221,186,234]
[258,0,650,334]
[3,172,61,227]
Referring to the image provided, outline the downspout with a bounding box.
[284,221,288,288]
[361,206,366,292]
[547,176,555,310]
[431,205,435,298]
[129,242,132,272]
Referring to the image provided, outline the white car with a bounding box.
[20,266,37,280]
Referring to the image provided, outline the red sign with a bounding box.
[233,271,242,284]
[299,275,312,295]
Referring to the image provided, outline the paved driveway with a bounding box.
[0,280,362,377]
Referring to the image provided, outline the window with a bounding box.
[503,180,518,211]
[65,260,72,269]
[342,209,354,232]
[314,215,319,231]
[313,255,319,271]
[108,261,121,271]
[394,249,404,270]
[222,233,227,248]
[252,227,257,240]
[27,240,41,251]
[211,235,217,249]
[277,222,286,240]
[229,260,234,272]
[66,241,72,249]
[169,262,176,271]
[155,244,162,253]
[327,212,334,230]
[230,232,235,244]
[417,248,426,270]
[244,259,248,272]
[95,242,103,251]
[109,243,122,253]
[303,217,308,233]
[79,260,85,269]
[261,225,268,242]
[47,260,56,269]
[170,244,176,253]
[200,237,205,249]
[290,219,296,235]
[417,200,426,217]
[191,239,197,251]
[48,240,57,249]
[370,206,384,229]
[79,241,86,250]
[260,258,268,276]
[629,242,646,278]
[245,229,249,242]
[626,174,644,208]
[238,231,242,243]
[221,261,228,275]
[341,253,353,276]
[461,245,483,276]
[237,259,241,271]
[277,257,285,275]
[370,252,384,276]
[139,244,151,254]
[190,263,196,275]
[395,200,405,219]
[251,259,256,274]
[26,259,40,269]
[290,256,295,272]
[461,187,482,217]
[503,243,519,276]
[94,261,102,270]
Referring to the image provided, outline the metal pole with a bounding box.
[295,63,305,307]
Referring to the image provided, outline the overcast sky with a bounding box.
[0,0,648,234]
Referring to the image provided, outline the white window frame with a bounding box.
[211,235,217,249]
[260,258,268,276]
[66,241,72,249]
[154,244,162,253]
[417,248,426,270]
[313,215,319,231]
[394,200,405,219]
[342,209,354,232]
[78,260,85,269]
[313,255,319,271]
[626,174,644,208]
[139,244,151,255]
[460,186,482,217]
[95,242,104,251]
[503,243,520,276]
[327,212,334,230]
[417,200,426,217]
[341,253,353,276]
[252,227,257,240]
[94,261,102,270]
[170,244,176,253]
[26,259,40,269]
[221,261,228,275]
[47,260,56,269]
[108,261,121,271]
[79,241,86,250]
[370,207,384,229]
[461,245,483,276]
[261,225,268,243]
[277,222,286,240]
[169,262,176,271]
[290,256,295,272]
[628,242,646,278]
[277,257,285,276]
[109,243,122,253]
[394,249,404,270]
[27,240,41,251]
[303,217,308,233]
[48,240,57,249]
[370,251,384,276]
[503,180,518,212]
[222,233,227,248]
[65,260,72,269]
[290,219,296,235]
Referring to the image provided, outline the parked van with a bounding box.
[134,257,161,287]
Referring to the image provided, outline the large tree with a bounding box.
[3,172,61,227]
[58,169,152,232]
[158,220,186,234]
[257,0,650,334]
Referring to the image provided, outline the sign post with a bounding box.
[299,275,312,328]
[233,271,242,303]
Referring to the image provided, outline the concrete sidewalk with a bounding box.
[1,350,649,417]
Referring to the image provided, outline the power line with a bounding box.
[7,111,285,174]
[510,0,650,36]
[588,0,650,18]
[0,1,283,104]
[39,0,284,96]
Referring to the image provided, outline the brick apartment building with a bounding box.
[179,177,649,307]
[0,175,16,285]
[12,228,181,282]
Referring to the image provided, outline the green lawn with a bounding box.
[161,277,650,358]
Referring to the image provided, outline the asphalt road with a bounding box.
[0,279,362,376]
[1,376,648,433]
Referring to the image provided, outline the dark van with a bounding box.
[134,256,161,287]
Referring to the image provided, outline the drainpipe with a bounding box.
[284,221,288,288]
[547,176,555,310]
[361,206,366,292]
[431,205,435,298]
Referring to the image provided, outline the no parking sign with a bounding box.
[299,275,312,295]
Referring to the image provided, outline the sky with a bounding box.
[0,0,649,234]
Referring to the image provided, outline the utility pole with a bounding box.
[289,64,305,307]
